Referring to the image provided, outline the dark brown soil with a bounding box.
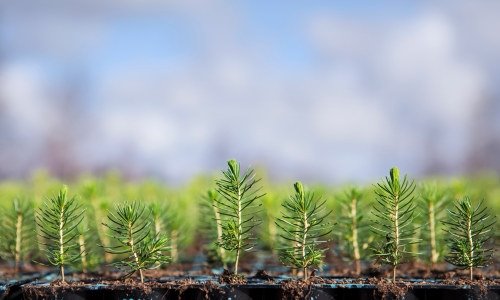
[16,273,500,300]
[22,277,226,299]
[218,269,246,284]
[280,279,313,300]
[174,278,224,299]
[5,259,500,300]
[353,261,500,280]
[367,278,410,299]
[278,275,325,300]
[4,260,499,282]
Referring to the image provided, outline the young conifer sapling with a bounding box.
[36,187,84,282]
[150,199,185,264]
[81,182,114,264]
[149,202,166,238]
[0,198,35,275]
[338,187,366,275]
[102,201,170,283]
[76,218,89,273]
[214,159,264,275]
[443,197,495,280]
[165,206,183,263]
[420,183,447,267]
[205,190,228,268]
[371,167,419,282]
[75,206,103,273]
[148,202,173,268]
[276,182,332,280]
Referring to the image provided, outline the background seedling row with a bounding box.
[0,161,498,283]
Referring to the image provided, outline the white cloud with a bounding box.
[0,1,498,181]
[305,8,489,174]
[0,63,55,134]
[382,12,484,121]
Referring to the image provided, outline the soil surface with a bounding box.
[8,274,499,300]
[2,260,500,299]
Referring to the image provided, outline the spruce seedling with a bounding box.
[420,183,448,266]
[338,187,367,275]
[0,198,36,275]
[214,159,264,274]
[102,201,170,283]
[443,197,495,280]
[371,167,419,282]
[276,182,332,280]
[36,187,85,282]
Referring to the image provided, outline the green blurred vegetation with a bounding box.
[0,169,498,271]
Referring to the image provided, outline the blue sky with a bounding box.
[0,0,499,182]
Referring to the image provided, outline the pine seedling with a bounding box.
[337,187,368,275]
[151,198,186,263]
[76,218,89,274]
[214,159,264,275]
[148,202,172,268]
[80,181,114,264]
[276,182,332,280]
[419,183,448,266]
[102,201,171,283]
[74,207,103,273]
[442,197,495,280]
[203,190,229,268]
[0,198,36,275]
[371,167,419,282]
[149,202,166,236]
[36,187,85,282]
[165,208,182,263]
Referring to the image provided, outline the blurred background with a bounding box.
[0,0,499,184]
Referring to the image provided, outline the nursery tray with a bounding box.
[1,275,499,300]
[0,272,54,300]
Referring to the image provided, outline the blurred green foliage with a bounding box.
[0,170,498,271]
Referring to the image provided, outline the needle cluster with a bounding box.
[75,206,103,273]
[202,190,230,268]
[0,198,36,275]
[337,187,368,275]
[371,167,419,282]
[102,201,171,283]
[276,182,332,280]
[214,159,264,274]
[443,197,495,280]
[36,187,84,282]
[419,183,448,265]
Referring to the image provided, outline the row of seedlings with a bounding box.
[0,161,496,283]
[208,161,496,281]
